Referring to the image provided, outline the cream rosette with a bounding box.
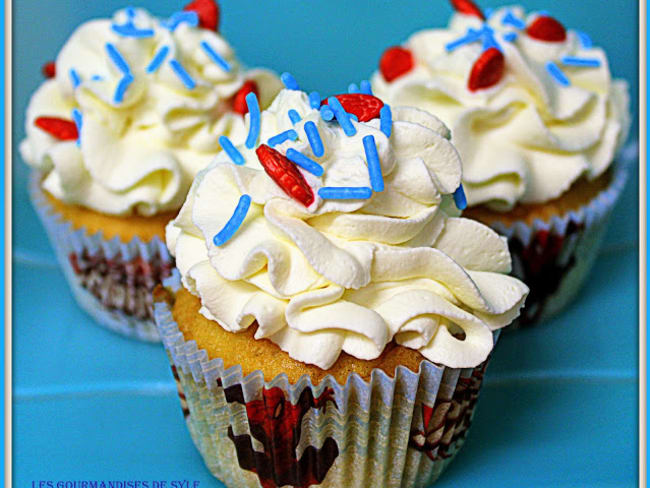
[167,89,528,370]
[20,6,281,216]
[372,5,630,211]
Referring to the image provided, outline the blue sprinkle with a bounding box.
[169,59,196,89]
[576,31,593,49]
[304,121,324,157]
[484,7,494,19]
[105,43,131,75]
[200,41,231,72]
[219,136,245,165]
[309,91,321,109]
[481,26,500,51]
[380,105,392,138]
[288,109,302,125]
[213,194,252,246]
[111,23,154,38]
[286,148,324,177]
[320,105,334,121]
[502,11,525,30]
[318,187,372,200]
[281,72,300,90]
[537,10,550,16]
[348,83,360,94]
[328,97,356,137]
[503,32,518,43]
[146,46,169,73]
[125,6,136,18]
[91,75,103,81]
[561,56,601,68]
[363,135,384,192]
[359,80,373,95]
[546,62,571,87]
[453,185,467,210]
[114,74,134,103]
[268,129,298,147]
[163,11,199,31]
[445,28,482,52]
[71,108,82,147]
[245,92,261,149]
[349,113,359,122]
[69,68,81,88]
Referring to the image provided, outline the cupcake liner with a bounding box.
[487,144,636,328]
[29,171,174,342]
[155,272,498,488]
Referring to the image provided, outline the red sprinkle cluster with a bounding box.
[379,46,414,82]
[34,116,78,140]
[321,94,384,122]
[450,0,485,20]
[232,80,259,115]
[526,16,567,42]
[183,0,219,31]
[256,144,315,207]
[468,47,505,92]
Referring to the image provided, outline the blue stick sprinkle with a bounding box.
[360,80,373,95]
[320,105,334,121]
[105,43,131,75]
[69,68,81,88]
[363,135,384,192]
[484,7,494,19]
[213,194,252,246]
[481,26,500,51]
[288,109,302,125]
[125,6,136,18]
[546,62,571,87]
[318,187,372,200]
[576,31,593,49]
[453,185,467,210]
[114,74,134,103]
[111,23,154,38]
[71,108,82,147]
[169,59,196,89]
[502,11,525,30]
[561,56,601,68]
[328,97,356,137]
[268,129,298,147]
[348,83,359,94]
[146,46,169,73]
[163,11,198,30]
[380,105,392,138]
[502,32,518,43]
[286,148,324,177]
[245,92,261,149]
[309,91,321,109]
[304,121,324,157]
[91,75,103,81]
[219,136,245,165]
[281,72,300,90]
[445,28,482,52]
[200,41,231,72]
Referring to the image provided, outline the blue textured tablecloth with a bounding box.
[12,1,639,486]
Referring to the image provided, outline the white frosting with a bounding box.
[167,89,529,370]
[20,7,282,216]
[372,5,631,211]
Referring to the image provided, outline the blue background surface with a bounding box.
[12,1,639,486]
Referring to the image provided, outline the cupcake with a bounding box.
[155,86,528,487]
[371,2,631,326]
[21,1,282,341]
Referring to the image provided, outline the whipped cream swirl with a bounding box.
[20,7,282,216]
[167,89,528,370]
[372,5,630,211]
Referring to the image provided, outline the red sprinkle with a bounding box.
[526,16,567,42]
[379,46,414,82]
[42,61,56,79]
[34,116,79,140]
[183,0,219,31]
[256,144,314,207]
[450,0,485,20]
[232,80,259,115]
[321,94,385,122]
[468,47,505,92]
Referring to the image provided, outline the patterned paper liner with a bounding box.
[155,272,499,488]
[28,171,174,342]
[485,145,636,328]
